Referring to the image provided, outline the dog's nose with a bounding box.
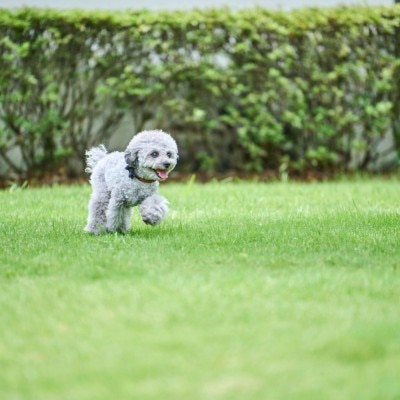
[163,162,171,169]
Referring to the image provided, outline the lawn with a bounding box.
[0,178,399,400]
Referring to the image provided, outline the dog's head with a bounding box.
[125,130,179,181]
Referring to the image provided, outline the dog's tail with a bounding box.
[85,144,108,175]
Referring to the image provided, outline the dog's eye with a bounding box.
[150,151,159,158]
[167,152,172,158]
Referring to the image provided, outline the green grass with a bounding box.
[0,179,399,400]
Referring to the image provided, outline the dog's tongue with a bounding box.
[156,170,169,180]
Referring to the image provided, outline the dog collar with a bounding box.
[125,165,156,184]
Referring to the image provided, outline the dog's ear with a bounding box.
[125,149,138,167]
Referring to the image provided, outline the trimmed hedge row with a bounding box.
[0,6,399,179]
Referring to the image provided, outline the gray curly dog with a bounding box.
[84,129,178,234]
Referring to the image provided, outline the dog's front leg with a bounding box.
[139,194,169,226]
[106,192,128,233]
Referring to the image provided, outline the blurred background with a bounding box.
[0,0,399,184]
[0,0,395,9]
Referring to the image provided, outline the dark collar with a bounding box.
[125,165,156,184]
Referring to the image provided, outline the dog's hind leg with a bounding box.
[84,190,110,234]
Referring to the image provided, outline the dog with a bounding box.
[84,129,178,234]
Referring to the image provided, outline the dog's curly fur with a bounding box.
[84,130,178,234]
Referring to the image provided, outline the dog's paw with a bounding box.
[84,225,105,235]
[139,194,169,226]
[141,211,164,226]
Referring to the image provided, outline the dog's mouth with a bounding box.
[154,169,169,180]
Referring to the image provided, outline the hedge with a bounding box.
[0,6,399,179]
